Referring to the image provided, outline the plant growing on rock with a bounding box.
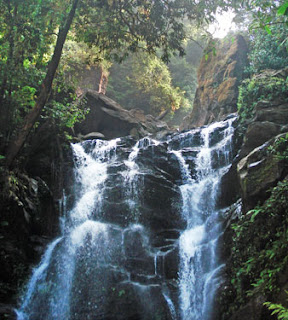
[264,293,288,320]
[228,179,288,316]
[237,75,288,131]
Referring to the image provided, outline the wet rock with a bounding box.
[255,101,288,125]
[105,282,173,320]
[163,246,180,280]
[228,295,269,320]
[78,131,105,140]
[0,304,17,320]
[169,128,202,150]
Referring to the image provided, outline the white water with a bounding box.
[16,139,120,320]
[173,118,235,320]
[16,118,235,320]
[122,137,159,216]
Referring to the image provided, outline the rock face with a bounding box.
[239,100,288,159]
[75,90,170,140]
[181,35,248,130]
[0,173,57,320]
[0,122,71,320]
[219,69,288,320]
[67,65,109,96]
[237,134,288,211]
[15,118,237,320]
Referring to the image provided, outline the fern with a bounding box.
[264,298,288,320]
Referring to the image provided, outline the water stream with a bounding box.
[16,117,236,320]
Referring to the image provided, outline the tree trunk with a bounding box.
[0,1,17,130]
[5,0,79,168]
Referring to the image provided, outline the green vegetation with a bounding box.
[0,0,243,167]
[226,3,288,316]
[229,179,288,313]
[107,24,205,123]
[264,295,288,320]
[107,41,202,123]
[237,76,288,126]
[269,133,288,163]
[236,0,288,130]
[247,24,288,74]
[108,52,191,116]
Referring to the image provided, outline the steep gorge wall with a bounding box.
[181,35,248,130]
[218,68,288,320]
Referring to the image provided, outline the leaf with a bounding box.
[277,2,288,16]
[265,25,272,35]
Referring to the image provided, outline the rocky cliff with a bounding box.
[218,68,288,320]
[181,35,248,130]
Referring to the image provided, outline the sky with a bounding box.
[208,10,237,38]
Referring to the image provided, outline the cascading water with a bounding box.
[16,117,235,320]
[172,118,235,320]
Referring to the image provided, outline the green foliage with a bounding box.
[42,72,89,129]
[264,293,288,320]
[278,2,288,16]
[107,51,192,119]
[237,76,288,128]
[229,180,288,313]
[247,0,288,32]
[0,0,242,156]
[246,24,288,74]
[0,0,66,135]
[268,133,288,162]
[75,0,235,63]
[118,289,125,297]
[61,39,112,88]
[107,30,204,123]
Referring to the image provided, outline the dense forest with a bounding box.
[1,0,288,320]
[0,0,287,165]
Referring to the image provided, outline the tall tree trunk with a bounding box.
[5,0,79,168]
[0,1,17,130]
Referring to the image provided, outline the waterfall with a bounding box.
[172,118,235,320]
[16,117,235,320]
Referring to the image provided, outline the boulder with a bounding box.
[74,90,170,140]
[254,101,288,125]
[239,121,282,159]
[237,134,288,212]
[78,132,105,140]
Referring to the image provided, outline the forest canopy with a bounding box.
[0,0,287,166]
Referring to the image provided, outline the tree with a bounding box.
[2,0,243,167]
[5,0,79,167]
[0,0,64,133]
[108,51,191,118]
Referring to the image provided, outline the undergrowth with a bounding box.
[229,179,288,314]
